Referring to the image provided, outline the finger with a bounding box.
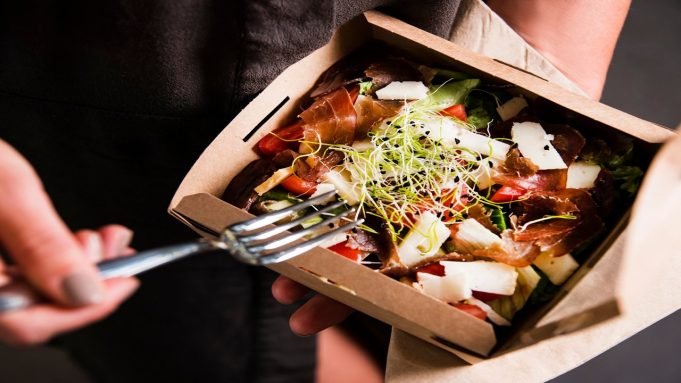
[0,277,139,346]
[74,230,104,262]
[272,276,310,304]
[97,225,134,260]
[289,294,353,336]
[0,141,103,307]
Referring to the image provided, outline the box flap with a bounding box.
[618,131,681,314]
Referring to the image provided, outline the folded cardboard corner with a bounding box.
[168,10,676,365]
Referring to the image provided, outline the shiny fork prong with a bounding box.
[237,200,347,244]
[228,191,337,233]
[253,219,364,265]
[246,208,355,254]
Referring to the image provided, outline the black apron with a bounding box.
[0,1,460,381]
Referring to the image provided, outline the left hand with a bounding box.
[271,276,353,336]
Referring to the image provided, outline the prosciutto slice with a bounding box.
[512,189,603,256]
[300,87,357,147]
[354,95,404,136]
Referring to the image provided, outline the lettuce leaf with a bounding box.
[414,79,480,111]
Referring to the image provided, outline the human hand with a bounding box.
[0,140,139,345]
[272,275,353,336]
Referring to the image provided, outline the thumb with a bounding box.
[0,141,104,307]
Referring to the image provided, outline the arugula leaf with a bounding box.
[611,166,644,194]
[359,81,373,95]
[467,106,492,129]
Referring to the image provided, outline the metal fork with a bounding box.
[0,191,362,313]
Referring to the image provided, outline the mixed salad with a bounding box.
[223,49,642,326]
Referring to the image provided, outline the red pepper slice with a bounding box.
[491,185,526,203]
[441,104,467,121]
[328,241,363,263]
[280,174,318,196]
[257,120,304,156]
[452,303,487,320]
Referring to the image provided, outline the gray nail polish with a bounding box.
[62,273,104,306]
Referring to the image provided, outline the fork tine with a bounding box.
[229,191,337,233]
[246,208,355,253]
[237,200,346,244]
[254,219,364,265]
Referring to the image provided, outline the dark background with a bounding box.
[1,0,679,381]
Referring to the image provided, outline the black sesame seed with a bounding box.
[394,144,399,148]
[386,121,391,124]
[454,176,460,183]
[419,135,427,140]
[543,145,550,150]
[328,223,335,228]
[439,153,445,159]
[488,160,494,168]
[425,131,431,135]
[454,138,461,145]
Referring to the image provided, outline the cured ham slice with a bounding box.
[300,87,357,147]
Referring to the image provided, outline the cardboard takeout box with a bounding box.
[169,10,676,367]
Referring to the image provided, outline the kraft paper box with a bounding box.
[168,10,677,372]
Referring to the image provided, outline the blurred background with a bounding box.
[1,0,679,381]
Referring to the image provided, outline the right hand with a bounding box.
[0,139,139,346]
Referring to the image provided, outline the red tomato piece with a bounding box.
[328,241,363,263]
[491,185,526,203]
[257,120,304,156]
[416,263,445,276]
[280,174,318,196]
[472,290,505,302]
[441,104,467,121]
[452,303,487,320]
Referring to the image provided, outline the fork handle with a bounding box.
[0,240,218,313]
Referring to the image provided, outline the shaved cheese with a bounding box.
[322,169,361,206]
[397,212,451,267]
[471,157,502,189]
[375,81,429,100]
[417,272,472,303]
[511,121,567,170]
[418,117,510,160]
[566,162,602,189]
[254,167,294,195]
[533,252,579,285]
[452,218,502,253]
[496,96,528,121]
[309,182,337,204]
[442,261,518,295]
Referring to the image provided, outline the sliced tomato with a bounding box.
[257,120,305,156]
[491,185,526,203]
[452,303,487,320]
[328,241,363,263]
[280,174,317,196]
[441,104,467,121]
[416,263,445,276]
[472,290,505,302]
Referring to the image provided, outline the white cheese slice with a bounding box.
[471,157,502,189]
[397,212,451,267]
[442,261,518,296]
[511,121,567,170]
[533,252,579,285]
[566,162,602,189]
[417,272,472,303]
[452,218,502,253]
[496,96,528,121]
[308,182,337,205]
[322,169,361,206]
[375,81,429,100]
[418,117,510,160]
[254,167,294,195]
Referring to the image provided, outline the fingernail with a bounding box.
[114,229,134,254]
[62,273,104,306]
[85,234,104,262]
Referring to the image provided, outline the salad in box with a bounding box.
[222,46,644,330]
[170,11,673,358]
